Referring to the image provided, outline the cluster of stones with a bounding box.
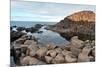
[11,35,95,66]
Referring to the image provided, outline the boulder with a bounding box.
[62,50,74,57]
[70,47,82,57]
[81,47,92,56]
[52,54,65,63]
[65,55,77,63]
[70,36,84,49]
[46,50,57,58]
[29,50,36,57]
[46,43,57,50]
[24,40,37,45]
[36,47,48,58]
[20,56,39,65]
[54,48,62,54]
[15,38,26,44]
[29,57,39,65]
[45,56,53,63]
[78,53,90,62]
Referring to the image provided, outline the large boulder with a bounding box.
[52,54,65,63]
[35,47,48,59]
[70,36,84,49]
[24,40,37,45]
[20,56,39,65]
[45,56,53,63]
[65,54,77,63]
[46,50,57,58]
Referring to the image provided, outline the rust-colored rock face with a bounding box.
[67,11,95,22]
[52,11,95,40]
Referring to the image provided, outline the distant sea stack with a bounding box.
[51,11,95,40]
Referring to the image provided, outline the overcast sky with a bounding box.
[11,0,96,22]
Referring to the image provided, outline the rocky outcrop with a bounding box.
[11,35,95,66]
[51,11,95,40]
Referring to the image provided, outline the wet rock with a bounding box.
[17,27,25,32]
[52,54,65,63]
[25,27,38,33]
[34,24,43,29]
[36,47,48,59]
[11,31,26,42]
[65,55,77,63]
[45,56,53,63]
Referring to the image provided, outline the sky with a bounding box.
[11,0,96,22]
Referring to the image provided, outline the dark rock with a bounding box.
[10,31,26,42]
[25,27,38,33]
[17,27,26,32]
[34,24,43,29]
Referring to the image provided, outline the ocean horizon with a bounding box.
[10,21,57,27]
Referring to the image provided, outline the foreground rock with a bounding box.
[11,35,95,66]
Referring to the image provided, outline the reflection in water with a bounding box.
[33,26,69,45]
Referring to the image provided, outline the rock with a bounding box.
[29,49,37,57]
[45,56,53,63]
[70,47,82,57]
[25,27,38,33]
[28,44,39,51]
[46,43,57,50]
[92,48,95,57]
[81,47,92,56]
[20,56,30,65]
[36,47,48,58]
[62,50,74,57]
[46,50,57,58]
[17,27,25,32]
[11,31,26,42]
[20,56,39,65]
[34,24,43,29]
[54,48,62,54]
[52,54,65,63]
[70,36,84,49]
[78,53,90,62]
[29,57,39,65]
[51,11,95,40]
[21,47,27,54]
[24,40,37,45]
[15,38,26,44]
[65,55,77,63]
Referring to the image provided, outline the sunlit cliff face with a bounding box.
[67,11,95,22]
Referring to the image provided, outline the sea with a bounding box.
[11,21,69,45]
[10,21,57,27]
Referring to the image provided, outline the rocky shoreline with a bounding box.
[50,11,95,40]
[10,11,95,66]
[11,34,95,66]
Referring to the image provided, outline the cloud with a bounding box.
[11,1,96,22]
